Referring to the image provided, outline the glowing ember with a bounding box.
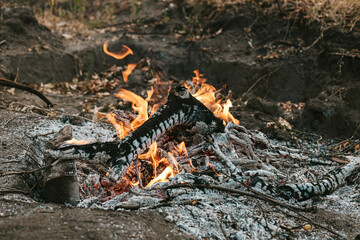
[103,41,133,60]
[65,138,90,145]
[184,70,239,125]
[122,63,137,82]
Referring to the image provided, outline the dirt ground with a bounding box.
[1,1,360,239]
[0,196,195,240]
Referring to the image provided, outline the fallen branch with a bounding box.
[0,77,54,107]
[0,187,30,195]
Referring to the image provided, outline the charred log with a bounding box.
[249,157,360,201]
[278,157,360,201]
[56,86,224,181]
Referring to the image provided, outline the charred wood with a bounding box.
[278,157,360,201]
[56,86,224,181]
[249,157,360,201]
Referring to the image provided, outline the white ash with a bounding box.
[24,118,360,239]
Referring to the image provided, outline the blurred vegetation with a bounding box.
[3,0,359,31]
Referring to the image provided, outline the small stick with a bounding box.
[0,77,54,107]
[165,183,315,212]
[114,199,200,210]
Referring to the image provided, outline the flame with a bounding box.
[65,138,90,145]
[103,41,133,60]
[145,166,175,188]
[103,70,238,190]
[105,89,150,140]
[139,142,159,176]
[105,113,129,139]
[103,41,136,83]
[122,63,137,82]
[184,70,239,125]
[83,62,237,194]
[115,89,149,129]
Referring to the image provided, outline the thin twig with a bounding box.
[303,30,324,51]
[2,116,18,128]
[0,165,50,177]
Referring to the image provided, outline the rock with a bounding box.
[165,215,174,222]
[301,97,360,137]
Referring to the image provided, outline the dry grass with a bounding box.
[209,0,360,30]
[4,0,359,31]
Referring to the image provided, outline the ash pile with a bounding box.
[30,80,360,239]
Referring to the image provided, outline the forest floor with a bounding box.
[1,0,359,239]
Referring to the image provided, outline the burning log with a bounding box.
[55,86,224,183]
[44,70,359,204]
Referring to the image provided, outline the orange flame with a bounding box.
[145,166,175,188]
[105,113,129,139]
[122,63,137,82]
[103,41,133,60]
[139,142,159,176]
[184,70,239,125]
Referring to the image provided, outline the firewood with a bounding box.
[56,86,224,182]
